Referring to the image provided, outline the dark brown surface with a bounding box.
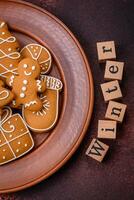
[0,0,134,199]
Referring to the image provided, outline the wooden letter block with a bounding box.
[98,120,117,139]
[86,139,109,162]
[97,41,116,62]
[104,60,124,81]
[105,101,127,122]
[101,80,122,102]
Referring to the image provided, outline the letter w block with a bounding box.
[86,139,109,162]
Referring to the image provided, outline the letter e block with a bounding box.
[101,80,122,102]
[98,120,117,139]
[97,41,116,62]
[104,61,124,81]
[105,101,127,122]
[86,139,109,162]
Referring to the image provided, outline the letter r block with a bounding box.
[97,41,116,62]
[105,101,127,122]
[104,61,124,81]
[86,139,109,162]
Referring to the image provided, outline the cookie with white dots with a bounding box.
[0,107,34,166]
[0,20,21,81]
[6,58,46,111]
[21,43,52,74]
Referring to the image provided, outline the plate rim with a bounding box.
[0,0,94,193]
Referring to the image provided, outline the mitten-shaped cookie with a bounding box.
[0,80,14,114]
[0,20,21,80]
[6,58,46,111]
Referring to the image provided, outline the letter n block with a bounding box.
[104,60,124,81]
[105,101,127,122]
[86,139,109,162]
[97,41,116,62]
[101,80,122,102]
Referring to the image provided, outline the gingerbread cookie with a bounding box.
[0,20,21,80]
[22,75,63,132]
[21,43,52,74]
[0,107,34,165]
[6,58,46,111]
[0,80,14,113]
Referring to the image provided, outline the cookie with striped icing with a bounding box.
[0,20,21,80]
[22,75,63,133]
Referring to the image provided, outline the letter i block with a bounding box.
[104,61,124,81]
[97,41,116,62]
[86,139,109,162]
[101,80,122,102]
[98,120,117,139]
[105,101,127,122]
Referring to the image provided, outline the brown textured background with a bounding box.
[0,0,134,199]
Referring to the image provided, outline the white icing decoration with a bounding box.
[8,121,11,125]
[20,93,25,98]
[8,48,11,52]
[0,90,9,100]
[23,80,28,85]
[3,149,6,152]
[0,22,5,28]
[0,49,20,60]
[36,80,42,92]
[15,118,18,121]
[23,64,28,68]
[0,36,16,45]
[9,64,13,68]
[0,140,1,143]
[2,32,5,35]
[25,101,37,108]
[32,66,35,70]
[16,149,19,153]
[22,86,26,91]
[0,64,18,78]
[9,134,12,138]
[9,75,15,86]
[25,144,27,147]
[24,71,32,76]
[18,141,21,144]
[3,156,5,160]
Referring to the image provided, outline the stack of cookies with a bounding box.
[0,20,63,165]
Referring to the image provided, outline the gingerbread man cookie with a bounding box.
[0,80,14,114]
[22,75,63,132]
[0,20,21,80]
[21,43,52,74]
[6,58,46,111]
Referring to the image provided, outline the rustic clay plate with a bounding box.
[0,0,94,193]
